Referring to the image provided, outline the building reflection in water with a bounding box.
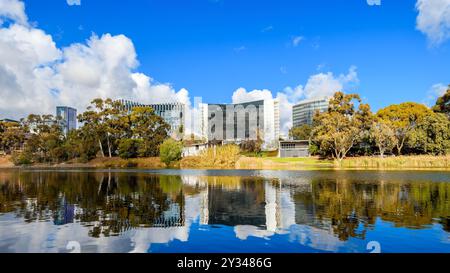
[0,171,449,252]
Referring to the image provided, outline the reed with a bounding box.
[180,144,240,168]
[339,155,450,169]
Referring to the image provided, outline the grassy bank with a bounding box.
[2,154,450,170]
[0,155,166,169]
[87,157,166,168]
[338,155,450,169]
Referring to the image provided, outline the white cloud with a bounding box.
[425,82,448,105]
[0,0,189,120]
[0,0,27,26]
[66,0,81,6]
[232,66,359,135]
[416,0,450,45]
[291,36,304,47]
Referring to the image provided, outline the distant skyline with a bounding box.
[0,0,449,133]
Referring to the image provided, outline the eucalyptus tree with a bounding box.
[377,102,432,155]
[312,92,372,162]
[370,120,397,157]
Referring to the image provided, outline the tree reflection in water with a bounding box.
[0,170,449,244]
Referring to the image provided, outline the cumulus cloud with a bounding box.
[416,0,450,45]
[232,66,359,135]
[0,0,27,26]
[66,0,81,6]
[0,0,189,120]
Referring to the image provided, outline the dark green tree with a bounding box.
[289,124,312,140]
[433,85,450,118]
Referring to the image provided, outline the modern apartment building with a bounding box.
[118,99,186,137]
[204,99,280,149]
[56,106,77,135]
[292,97,329,127]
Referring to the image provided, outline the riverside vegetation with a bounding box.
[0,86,449,170]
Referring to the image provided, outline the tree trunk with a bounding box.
[98,139,105,157]
[396,135,406,155]
[106,133,112,158]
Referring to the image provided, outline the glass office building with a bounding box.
[205,99,280,149]
[292,97,329,127]
[118,99,185,137]
[56,106,77,135]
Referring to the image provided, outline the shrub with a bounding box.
[11,151,32,166]
[240,140,262,154]
[159,139,183,167]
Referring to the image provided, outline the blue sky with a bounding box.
[0,0,449,131]
[21,0,449,110]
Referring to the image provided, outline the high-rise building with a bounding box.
[118,100,186,137]
[205,99,280,149]
[292,97,329,127]
[56,106,77,135]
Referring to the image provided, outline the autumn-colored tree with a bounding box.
[377,102,432,155]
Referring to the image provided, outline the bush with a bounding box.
[240,140,262,154]
[159,139,183,167]
[11,151,32,166]
[118,138,143,159]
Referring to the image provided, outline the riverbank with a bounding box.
[337,155,450,169]
[1,155,449,170]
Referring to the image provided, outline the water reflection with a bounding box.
[0,170,449,253]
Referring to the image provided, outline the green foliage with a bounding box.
[312,92,372,162]
[77,99,169,159]
[20,114,67,163]
[131,107,170,157]
[289,124,312,140]
[370,120,397,157]
[11,151,32,166]
[433,85,450,117]
[0,121,26,154]
[159,138,183,167]
[408,112,450,155]
[64,129,98,162]
[118,138,143,159]
[377,102,432,155]
[240,139,263,154]
[308,143,320,155]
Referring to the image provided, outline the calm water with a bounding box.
[0,169,449,253]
